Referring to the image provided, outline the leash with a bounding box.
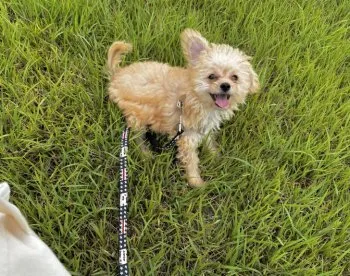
[118,101,184,274]
[119,127,130,276]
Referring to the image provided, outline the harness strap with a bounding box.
[119,127,130,276]
[153,100,184,151]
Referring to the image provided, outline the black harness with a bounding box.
[149,100,184,152]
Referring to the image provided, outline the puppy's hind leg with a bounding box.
[134,131,152,155]
[123,116,151,155]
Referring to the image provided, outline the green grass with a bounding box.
[0,0,349,275]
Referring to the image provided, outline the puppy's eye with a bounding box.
[208,74,217,80]
[232,74,238,81]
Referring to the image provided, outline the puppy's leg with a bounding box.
[124,116,151,154]
[205,133,220,155]
[134,132,151,154]
[177,133,205,187]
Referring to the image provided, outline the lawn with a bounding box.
[0,0,349,275]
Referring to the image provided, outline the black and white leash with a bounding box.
[119,127,130,276]
[118,101,183,274]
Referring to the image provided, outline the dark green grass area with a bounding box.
[0,0,349,275]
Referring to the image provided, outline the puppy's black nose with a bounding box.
[220,82,231,92]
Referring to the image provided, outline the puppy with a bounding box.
[107,29,259,187]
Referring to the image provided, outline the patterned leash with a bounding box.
[118,101,184,274]
[119,127,130,276]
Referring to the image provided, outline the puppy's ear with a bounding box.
[243,56,259,94]
[181,29,209,66]
[248,67,260,94]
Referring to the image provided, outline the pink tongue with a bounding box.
[215,95,229,108]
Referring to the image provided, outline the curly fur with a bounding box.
[107,29,259,187]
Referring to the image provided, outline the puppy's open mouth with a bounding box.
[210,93,231,109]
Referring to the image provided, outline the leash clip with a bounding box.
[177,100,183,109]
[177,100,183,133]
[178,120,183,133]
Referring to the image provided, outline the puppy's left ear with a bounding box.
[248,67,260,94]
[245,56,260,94]
[181,29,209,67]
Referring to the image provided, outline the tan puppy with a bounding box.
[107,29,259,187]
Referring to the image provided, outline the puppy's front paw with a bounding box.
[188,177,206,188]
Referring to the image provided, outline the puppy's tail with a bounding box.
[107,41,132,74]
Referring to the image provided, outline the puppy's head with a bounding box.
[181,29,259,110]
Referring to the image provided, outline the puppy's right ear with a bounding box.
[181,29,209,66]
